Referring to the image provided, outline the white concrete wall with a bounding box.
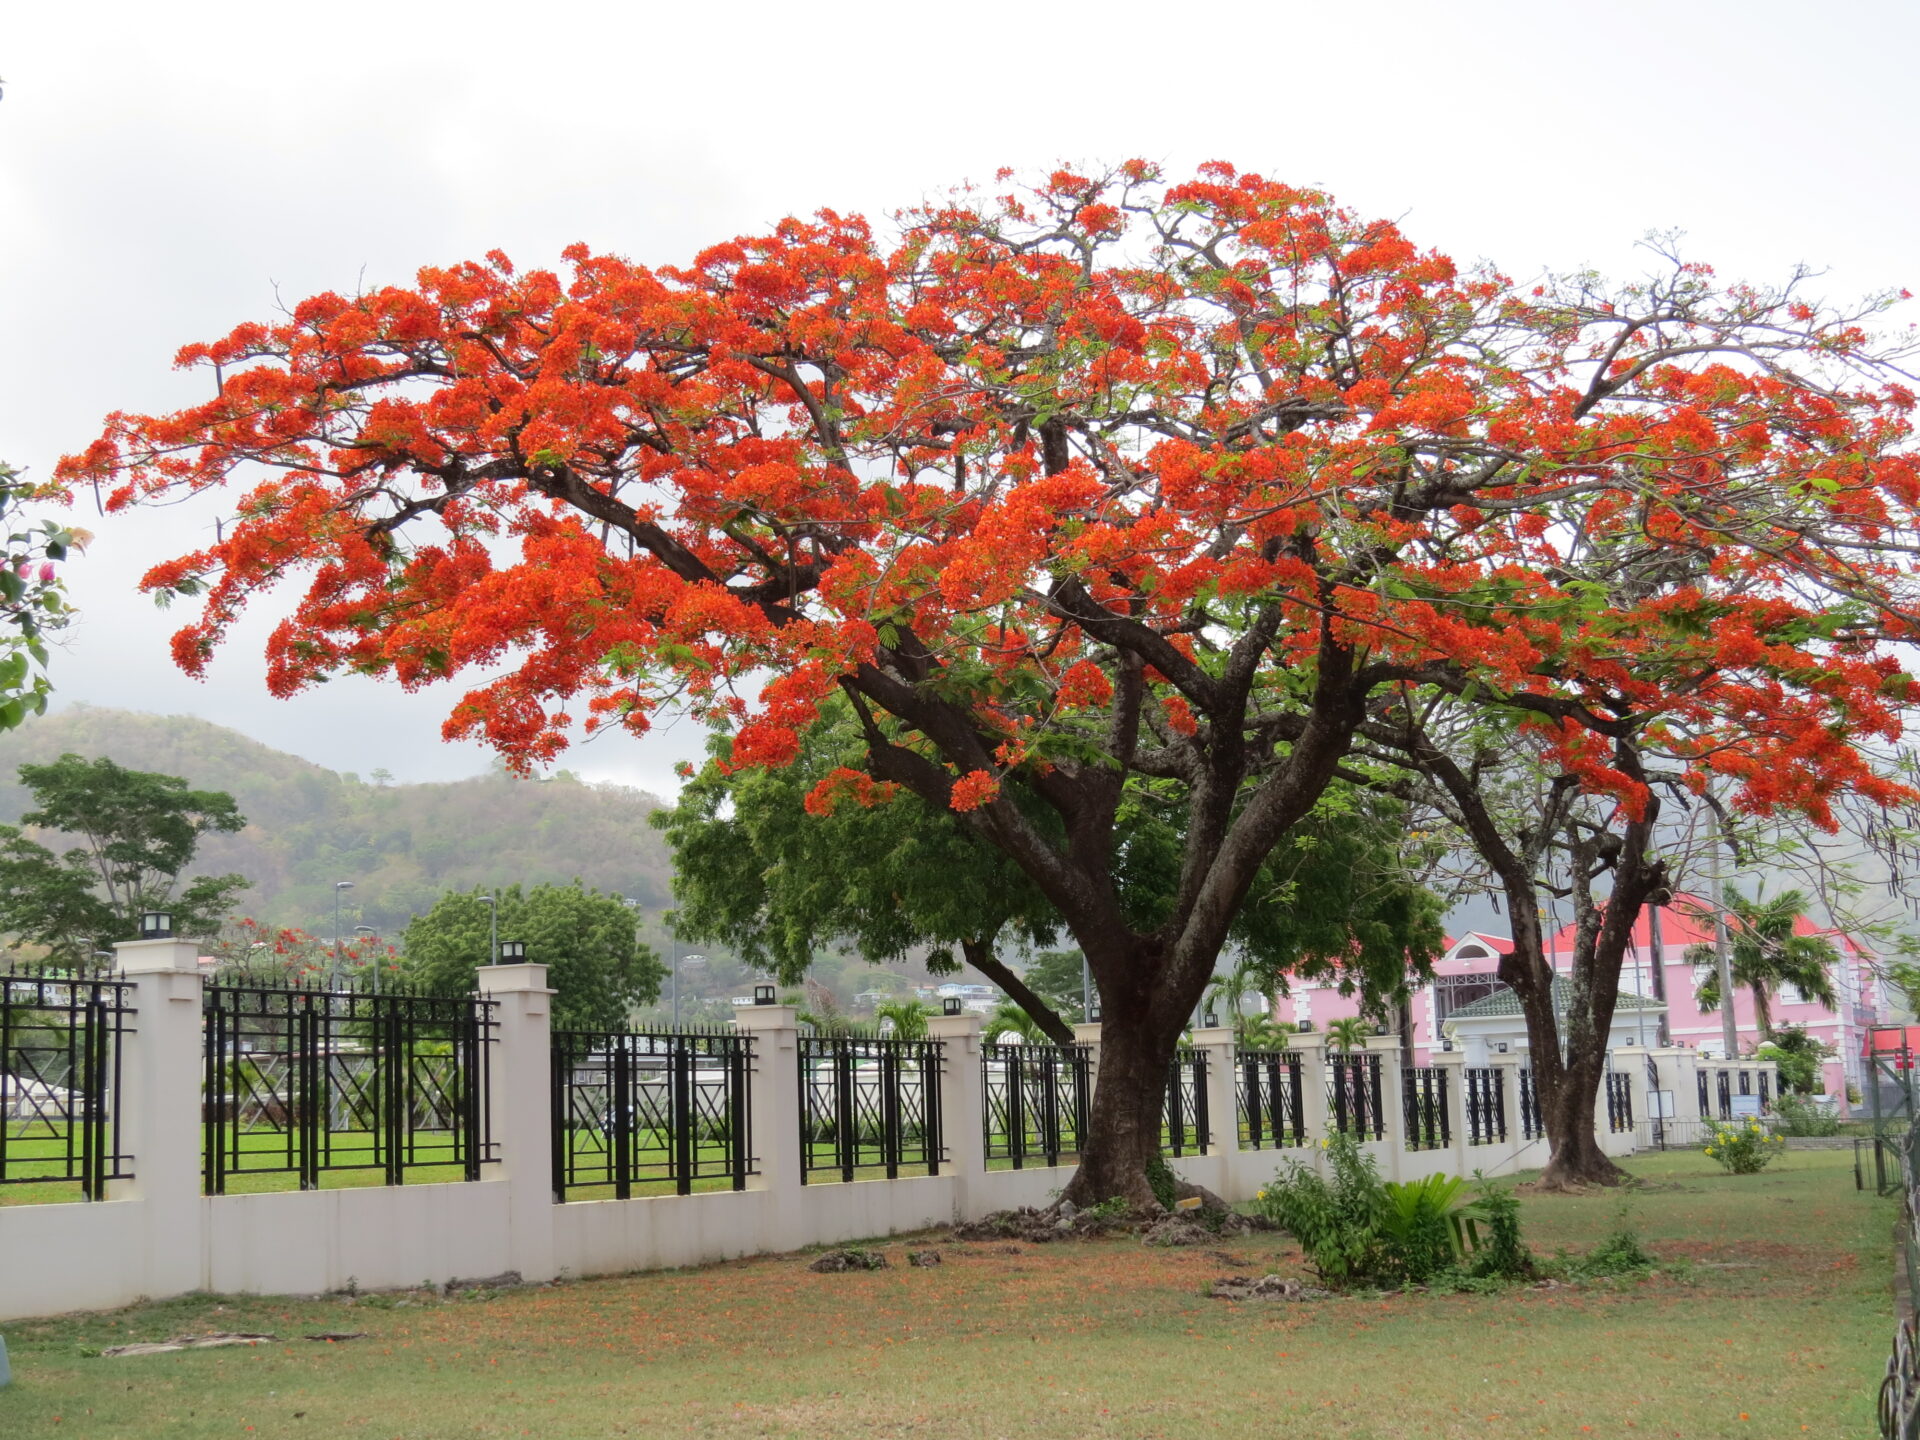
[0,955,1694,1323]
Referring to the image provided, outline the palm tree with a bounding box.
[874,998,931,1042]
[1204,961,1261,1038]
[1685,886,1839,1039]
[1325,1016,1371,1053]
[1238,1013,1297,1050]
[984,1001,1050,1046]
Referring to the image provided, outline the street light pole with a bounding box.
[478,894,498,966]
[331,880,355,988]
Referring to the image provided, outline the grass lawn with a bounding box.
[0,1149,1892,1439]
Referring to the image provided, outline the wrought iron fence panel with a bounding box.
[1758,1070,1772,1111]
[1236,1049,1305,1150]
[1716,1068,1733,1121]
[983,1043,1090,1168]
[551,1029,754,1200]
[1463,1067,1506,1145]
[1605,1071,1634,1133]
[1517,1067,1544,1140]
[1326,1053,1385,1140]
[1,969,134,1199]
[1162,1048,1210,1156]
[1402,1066,1450,1150]
[799,1036,943,1183]
[202,982,496,1194]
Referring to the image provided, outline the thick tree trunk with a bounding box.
[1537,1048,1625,1189]
[1058,991,1183,1210]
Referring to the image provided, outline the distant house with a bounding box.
[1283,893,1879,1102]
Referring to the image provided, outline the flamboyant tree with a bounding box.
[56,162,1920,1205]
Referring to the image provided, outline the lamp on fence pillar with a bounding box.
[499,940,527,963]
[138,911,172,940]
[1087,997,1101,1023]
[1203,1012,1219,1029]
[752,984,776,1006]
[942,996,962,1016]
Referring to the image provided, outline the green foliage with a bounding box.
[1701,1116,1786,1174]
[1253,1134,1390,1286]
[1324,1017,1371,1053]
[0,460,78,732]
[654,704,1446,1036]
[1020,949,1087,1022]
[1376,1173,1468,1283]
[1754,1024,1830,1093]
[652,707,1058,985]
[400,883,663,1031]
[1258,1139,1536,1289]
[1144,1151,1179,1212]
[1771,1091,1841,1136]
[984,1001,1049,1044]
[1568,1204,1656,1278]
[1458,1175,1534,1281]
[874,998,930,1041]
[0,753,247,960]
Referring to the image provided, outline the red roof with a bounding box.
[1542,892,1862,956]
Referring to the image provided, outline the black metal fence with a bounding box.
[1402,1066,1450,1150]
[1716,1068,1733,1120]
[800,1035,943,1182]
[983,1043,1090,1169]
[1517,1067,1544,1140]
[1327,1052,1385,1140]
[202,981,497,1195]
[1,970,134,1200]
[551,1029,754,1199]
[1163,1048,1210,1156]
[1237,1049,1305,1150]
[1464,1066,1506,1145]
[1605,1071,1634,1133]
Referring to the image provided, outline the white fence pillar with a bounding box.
[113,933,207,1300]
[1434,1050,1471,1176]
[1362,1035,1404,1180]
[732,1004,804,1249]
[1292,1031,1330,1168]
[927,1011,985,1216]
[474,962,556,1283]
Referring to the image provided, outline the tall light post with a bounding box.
[354,925,381,995]
[331,880,354,988]
[478,894,498,966]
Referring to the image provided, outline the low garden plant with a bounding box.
[1772,1092,1842,1137]
[1253,1136,1534,1289]
[1703,1117,1787,1173]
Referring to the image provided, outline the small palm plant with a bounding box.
[1325,1016,1372,1053]
[985,1001,1050,1045]
[874,998,931,1042]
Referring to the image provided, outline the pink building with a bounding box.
[1282,893,1880,1100]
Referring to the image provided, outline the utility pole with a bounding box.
[1707,804,1740,1061]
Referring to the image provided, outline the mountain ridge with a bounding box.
[0,705,677,938]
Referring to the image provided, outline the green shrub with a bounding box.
[1459,1175,1534,1281]
[1145,1151,1179,1212]
[1255,1134,1390,1286]
[1771,1092,1840,1137]
[1702,1117,1786,1173]
[1378,1173,1468,1283]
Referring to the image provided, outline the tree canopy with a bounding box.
[655,701,1445,1046]
[399,882,664,1030]
[59,160,1920,1203]
[0,753,247,961]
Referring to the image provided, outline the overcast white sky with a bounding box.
[1,0,1915,798]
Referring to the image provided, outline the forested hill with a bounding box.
[0,707,675,936]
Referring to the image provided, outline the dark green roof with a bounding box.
[1448,976,1663,1022]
